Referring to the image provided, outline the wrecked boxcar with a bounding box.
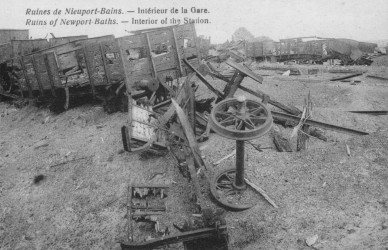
[0,23,203,112]
[244,37,377,65]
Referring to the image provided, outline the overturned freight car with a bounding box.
[0,23,203,112]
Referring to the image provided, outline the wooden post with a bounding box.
[297,92,312,151]
[20,57,33,98]
[82,46,96,98]
[31,55,44,95]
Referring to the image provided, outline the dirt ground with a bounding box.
[0,63,387,250]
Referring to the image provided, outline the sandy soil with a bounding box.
[0,63,387,250]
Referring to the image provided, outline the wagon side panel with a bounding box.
[100,39,124,84]
[117,34,153,91]
[84,43,107,86]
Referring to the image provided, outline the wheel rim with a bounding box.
[209,98,273,140]
[210,167,254,211]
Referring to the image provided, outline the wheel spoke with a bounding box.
[249,107,264,115]
[249,114,267,119]
[224,190,237,196]
[225,172,235,180]
[216,184,232,190]
[219,179,232,185]
[236,120,243,130]
[219,116,236,126]
[216,111,233,119]
[244,118,256,129]
[250,117,267,124]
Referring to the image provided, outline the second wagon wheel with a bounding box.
[209,96,273,211]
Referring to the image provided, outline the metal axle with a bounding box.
[233,140,246,190]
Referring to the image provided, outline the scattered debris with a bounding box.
[49,156,90,168]
[306,234,319,246]
[271,111,369,136]
[33,174,45,185]
[282,70,290,76]
[33,140,49,149]
[308,128,328,141]
[273,126,293,152]
[330,72,363,81]
[213,149,236,166]
[366,74,388,81]
[346,143,351,157]
[245,178,278,209]
[297,92,312,151]
[347,110,388,115]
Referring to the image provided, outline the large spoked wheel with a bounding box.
[209,97,273,140]
[210,167,254,211]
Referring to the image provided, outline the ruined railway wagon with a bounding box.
[0,23,202,110]
[246,39,326,62]
[0,39,51,93]
[3,35,121,100]
[118,24,201,94]
[246,37,377,64]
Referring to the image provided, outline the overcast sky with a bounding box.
[1,0,387,43]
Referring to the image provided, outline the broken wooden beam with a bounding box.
[271,111,369,136]
[213,149,236,166]
[201,61,302,116]
[345,143,351,157]
[183,59,224,99]
[366,74,388,81]
[308,127,327,141]
[272,126,292,152]
[330,72,363,81]
[347,110,388,115]
[0,91,22,100]
[245,178,278,209]
[297,92,312,151]
[328,69,363,74]
[237,85,302,116]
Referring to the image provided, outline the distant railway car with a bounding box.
[245,36,377,64]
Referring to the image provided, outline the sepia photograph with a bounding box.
[0,0,387,249]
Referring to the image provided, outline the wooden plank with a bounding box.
[19,58,32,96]
[297,92,312,151]
[330,72,363,81]
[172,27,183,76]
[82,45,96,96]
[183,58,223,98]
[171,98,205,169]
[367,74,388,81]
[145,33,157,79]
[31,55,44,94]
[245,178,278,209]
[271,111,369,136]
[273,127,292,152]
[43,53,57,96]
[237,85,302,115]
[191,23,202,62]
[101,39,124,84]
[99,43,111,84]
[23,57,40,93]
